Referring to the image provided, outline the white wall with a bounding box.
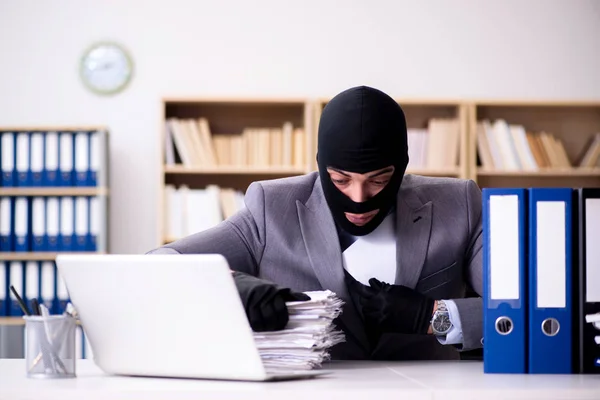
[1,0,599,254]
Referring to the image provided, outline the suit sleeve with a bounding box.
[146,182,268,276]
[449,179,483,351]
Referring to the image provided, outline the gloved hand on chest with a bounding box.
[346,275,435,335]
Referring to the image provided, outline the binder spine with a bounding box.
[528,188,573,374]
[483,188,528,374]
[578,188,600,374]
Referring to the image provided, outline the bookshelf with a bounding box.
[468,101,600,188]
[0,127,110,329]
[313,98,470,180]
[160,98,315,245]
[159,96,600,247]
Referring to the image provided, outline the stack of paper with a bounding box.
[253,290,346,371]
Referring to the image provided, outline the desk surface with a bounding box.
[1,359,600,400]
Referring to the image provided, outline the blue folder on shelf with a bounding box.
[483,188,528,374]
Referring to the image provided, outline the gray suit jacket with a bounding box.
[148,172,483,361]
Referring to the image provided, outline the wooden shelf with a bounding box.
[0,187,109,196]
[0,317,25,326]
[0,317,82,326]
[164,165,307,175]
[406,168,460,177]
[0,126,108,132]
[0,252,105,261]
[477,168,600,177]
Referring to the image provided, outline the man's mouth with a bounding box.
[345,211,378,226]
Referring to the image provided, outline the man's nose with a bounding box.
[347,184,368,203]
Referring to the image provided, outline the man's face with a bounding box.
[326,165,395,226]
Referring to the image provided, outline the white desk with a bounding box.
[1,359,599,400]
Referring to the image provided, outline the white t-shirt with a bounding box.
[341,213,397,285]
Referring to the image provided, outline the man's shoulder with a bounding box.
[401,174,478,201]
[249,171,319,204]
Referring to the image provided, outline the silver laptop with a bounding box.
[55,254,327,381]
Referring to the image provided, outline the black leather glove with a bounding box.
[346,275,434,335]
[232,271,310,332]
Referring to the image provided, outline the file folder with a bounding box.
[25,261,40,306]
[14,197,29,252]
[9,261,24,316]
[89,197,99,251]
[59,132,74,186]
[0,197,12,251]
[30,132,44,186]
[15,132,30,186]
[32,197,46,251]
[0,262,7,316]
[528,188,573,374]
[89,131,100,186]
[56,269,69,314]
[75,197,88,251]
[40,261,55,312]
[59,197,74,251]
[1,131,15,187]
[46,197,60,252]
[576,188,600,374]
[483,188,528,374]
[74,132,89,187]
[45,131,60,186]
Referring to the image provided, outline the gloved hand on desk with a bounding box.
[346,275,435,335]
[232,271,310,332]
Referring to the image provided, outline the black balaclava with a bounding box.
[317,86,409,236]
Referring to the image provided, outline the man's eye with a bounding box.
[371,180,389,186]
[332,179,348,185]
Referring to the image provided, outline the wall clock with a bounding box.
[80,42,134,95]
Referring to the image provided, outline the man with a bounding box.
[148,86,483,361]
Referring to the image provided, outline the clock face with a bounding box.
[80,42,133,95]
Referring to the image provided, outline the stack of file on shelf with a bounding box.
[253,290,346,372]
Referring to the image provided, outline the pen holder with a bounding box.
[24,315,77,379]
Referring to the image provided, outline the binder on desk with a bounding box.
[74,132,89,187]
[30,132,44,186]
[59,132,74,186]
[8,261,24,316]
[528,188,573,374]
[46,197,59,252]
[1,131,15,187]
[14,197,29,252]
[32,197,46,251]
[45,132,60,186]
[483,188,528,374]
[59,197,74,251]
[0,197,12,251]
[15,132,30,186]
[575,188,600,374]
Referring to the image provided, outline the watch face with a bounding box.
[433,314,452,334]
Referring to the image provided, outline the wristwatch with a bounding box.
[431,300,453,336]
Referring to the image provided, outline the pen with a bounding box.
[31,298,41,316]
[9,285,31,316]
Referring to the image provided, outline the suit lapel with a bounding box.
[395,178,433,289]
[297,179,370,353]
